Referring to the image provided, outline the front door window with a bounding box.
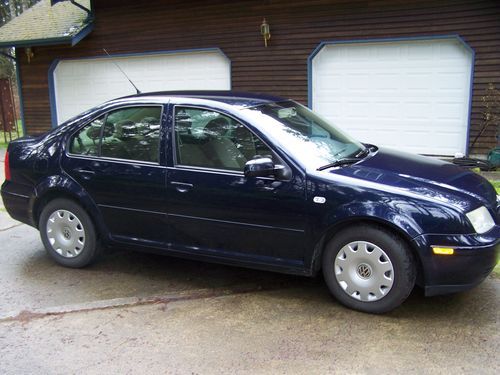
[174,107,273,171]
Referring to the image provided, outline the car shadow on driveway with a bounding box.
[12,241,498,324]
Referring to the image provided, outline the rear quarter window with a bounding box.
[69,116,105,156]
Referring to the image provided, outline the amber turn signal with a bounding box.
[432,247,455,255]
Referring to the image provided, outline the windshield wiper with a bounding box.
[317,146,374,171]
[317,158,361,171]
[355,148,370,158]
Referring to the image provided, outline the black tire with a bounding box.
[39,198,100,268]
[322,225,416,314]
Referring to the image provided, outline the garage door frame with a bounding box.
[307,35,475,156]
[48,47,231,127]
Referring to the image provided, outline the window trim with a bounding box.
[64,154,167,168]
[66,104,164,165]
[171,104,289,175]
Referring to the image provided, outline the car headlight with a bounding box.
[466,206,495,234]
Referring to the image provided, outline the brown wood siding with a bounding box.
[18,0,500,155]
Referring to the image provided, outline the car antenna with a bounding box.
[102,48,141,95]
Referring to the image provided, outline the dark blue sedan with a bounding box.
[2,92,498,313]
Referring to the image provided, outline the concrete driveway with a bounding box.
[0,148,499,374]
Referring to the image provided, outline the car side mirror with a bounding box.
[244,157,291,180]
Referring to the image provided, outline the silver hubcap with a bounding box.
[46,209,85,258]
[334,241,394,302]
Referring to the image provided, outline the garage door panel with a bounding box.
[312,38,473,156]
[53,50,230,124]
[438,74,468,90]
[407,44,434,58]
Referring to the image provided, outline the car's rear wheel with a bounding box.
[322,225,416,313]
[39,198,100,268]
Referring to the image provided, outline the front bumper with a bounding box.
[412,226,499,296]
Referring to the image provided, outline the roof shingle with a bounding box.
[0,0,92,47]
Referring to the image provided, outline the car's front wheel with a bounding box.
[39,198,100,268]
[322,225,416,313]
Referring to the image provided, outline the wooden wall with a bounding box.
[18,0,500,155]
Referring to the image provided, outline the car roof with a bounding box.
[120,90,287,107]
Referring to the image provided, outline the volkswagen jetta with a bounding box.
[2,92,498,313]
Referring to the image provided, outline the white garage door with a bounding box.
[311,38,473,156]
[52,50,231,124]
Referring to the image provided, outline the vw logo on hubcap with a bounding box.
[357,263,372,279]
[63,228,71,240]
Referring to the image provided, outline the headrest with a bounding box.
[142,117,159,125]
[86,125,101,141]
[204,117,229,137]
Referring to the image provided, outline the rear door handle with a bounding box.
[74,167,95,180]
[74,167,95,175]
[171,181,193,193]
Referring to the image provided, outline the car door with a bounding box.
[165,105,307,269]
[62,104,168,245]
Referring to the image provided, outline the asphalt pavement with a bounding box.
[0,147,499,373]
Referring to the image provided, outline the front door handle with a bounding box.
[171,181,193,193]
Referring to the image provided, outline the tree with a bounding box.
[480,83,500,146]
[1,0,41,25]
[0,54,15,80]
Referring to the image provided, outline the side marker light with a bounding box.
[432,247,455,255]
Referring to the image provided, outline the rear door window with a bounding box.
[68,106,162,162]
[100,106,162,163]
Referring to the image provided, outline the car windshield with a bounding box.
[244,101,366,170]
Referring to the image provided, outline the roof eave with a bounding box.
[0,21,94,49]
[70,21,93,46]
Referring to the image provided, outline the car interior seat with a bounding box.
[86,124,103,143]
[101,120,131,159]
[175,112,214,167]
[114,120,135,139]
[232,124,256,161]
[140,117,161,162]
[202,117,246,170]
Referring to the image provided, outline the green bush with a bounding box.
[491,181,500,194]
[0,120,23,149]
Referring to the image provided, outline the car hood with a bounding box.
[327,147,498,212]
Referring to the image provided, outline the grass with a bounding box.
[490,180,500,194]
[0,120,23,149]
